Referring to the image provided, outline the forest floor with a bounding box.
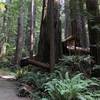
[0,69,29,100]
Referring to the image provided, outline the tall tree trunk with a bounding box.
[37,0,49,63]
[86,0,100,64]
[63,0,71,55]
[81,15,90,48]
[29,0,35,58]
[54,0,62,62]
[69,0,78,55]
[65,0,72,38]
[80,0,90,48]
[14,0,24,64]
[75,0,85,47]
[48,0,55,68]
[37,0,62,68]
[70,0,89,48]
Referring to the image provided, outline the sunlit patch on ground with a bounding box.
[0,69,16,80]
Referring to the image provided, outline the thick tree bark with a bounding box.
[64,0,72,38]
[86,0,100,64]
[37,0,50,63]
[29,0,35,58]
[80,0,90,48]
[70,0,81,48]
[48,0,55,68]
[81,16,90,48]
[76,0,84,47]
[70,0,89,48]
[14,0,24,64]
[53,0,62,62]
[63,0,71,55]
[37,0,62,68]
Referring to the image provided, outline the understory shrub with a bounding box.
[61,55,95,77]
[16,56,100,100]
[44,73,100,100]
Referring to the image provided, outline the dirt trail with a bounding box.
[0,78,29,100]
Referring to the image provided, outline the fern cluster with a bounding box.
[16,56,100,100]
[44,73,100,100]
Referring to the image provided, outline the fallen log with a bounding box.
[65,46,90,55]
[67,46,90,53]
[28,59,50,69]
[20,58,50,69]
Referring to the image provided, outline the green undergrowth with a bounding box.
[16,56,100,100]
[0,59,18,77]
[43,73,100,100]
[0,61,15,72]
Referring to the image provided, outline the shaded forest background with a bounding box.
[0,0,100,66]
[0,0,100,99]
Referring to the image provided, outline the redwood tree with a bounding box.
[37,0,62,68]
[70,0,89,48]
[86,0,100,64]
[29,0,35,58]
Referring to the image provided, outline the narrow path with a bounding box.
[0,78,29,100]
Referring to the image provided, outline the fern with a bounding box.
[44,73,100,100]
